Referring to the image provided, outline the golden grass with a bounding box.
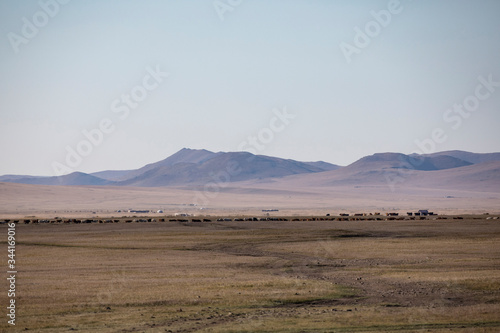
[1,218,499,332]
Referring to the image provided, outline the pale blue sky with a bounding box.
[1,0,499,176]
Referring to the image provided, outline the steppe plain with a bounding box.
[1,170,499,332]
[1,209,500,332]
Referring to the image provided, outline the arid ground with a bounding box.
[1,182,499,218]
[1,216,500,332]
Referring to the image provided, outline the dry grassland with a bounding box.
[1,218,500,332]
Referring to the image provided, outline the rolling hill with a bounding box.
[8,172,112,186]
[0,149,498,191]
[0,148,339,187]
[420,150,500,164]
[116,150,333,186]
[247,152,500,192]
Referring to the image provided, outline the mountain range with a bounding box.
[1,148,499,191]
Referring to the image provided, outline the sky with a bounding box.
[0,0,499,176]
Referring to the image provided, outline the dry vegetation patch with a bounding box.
[1,218,499,332]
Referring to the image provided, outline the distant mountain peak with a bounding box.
[179,147,209,153]
[349,152,472,172]
[420,150,500,165]
[2,149,499,188]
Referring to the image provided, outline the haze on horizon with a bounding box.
[1,0,499,176]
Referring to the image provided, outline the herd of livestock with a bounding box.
[1,214,497,225]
